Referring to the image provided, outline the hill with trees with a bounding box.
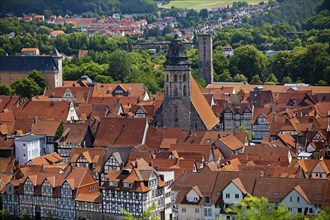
[0,0,157,17]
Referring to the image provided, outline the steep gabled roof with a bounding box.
[229,177,247,194]
[190,75,219,130]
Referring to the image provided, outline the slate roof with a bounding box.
[164,35,191,67]
[15,134,45,142]
[0,56,58,72]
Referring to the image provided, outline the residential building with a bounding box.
[102,158,166,218]
[0,48,63,89]
[2,165,99,219]
[93,118,148,147]
[21,48,40,56]
[14,134,46,164]
[251,108,273,143]
[223,104,253,132]
[214,134,245,159]
[57,122,94,163]
[30,119,61,154]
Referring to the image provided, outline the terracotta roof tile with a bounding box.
[94,118,147,147]
[190,75,219,130]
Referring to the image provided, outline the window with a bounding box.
[298,208,302,213]
[235,194,239,199]
[290,196,292,202]
[226,193,230,199]
[174,74,178,82]
[182,207,186,213]
[297,197,300,203]
[183,74,186,82]
[195,208,199,213]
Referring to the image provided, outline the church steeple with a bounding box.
[164,36,191,99]
[164,35,191,70]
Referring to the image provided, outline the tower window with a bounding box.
[183,74,186,82]
[174,86,178,97]
[183,85,187,96]
[174,74,178,82]
[166,74,169,82]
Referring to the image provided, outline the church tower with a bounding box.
[162,35,192,130]
[198,34,214,85]
[156,36,219,131]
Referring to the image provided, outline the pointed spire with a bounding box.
[51,48,62,58]
[164,35,191,67]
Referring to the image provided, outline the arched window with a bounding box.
[174,74,178,82]
[174,86,178,97]
[183,85,187,96]
[182,74,186,82]
[166,74,169,82]
[166,86,169,96]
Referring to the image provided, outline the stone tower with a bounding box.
[51,48,63,87]
[162,35,192,130]
[198,34,214,85]
[155,36,219,131]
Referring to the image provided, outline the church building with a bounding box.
[155,36,219,131]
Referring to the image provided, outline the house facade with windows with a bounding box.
[14,134,47,164]
[2,166,99,219]
[102,158,166,219]
[251,108,273,143]
[57,122,94,163]
[223,104,253,132]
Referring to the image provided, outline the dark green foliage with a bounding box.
[249,0,323,27]
[55,122,64,142]
[229,45,269,82]
[0,0,157,17]
[29,70,48,92]
[10,78,42,98]
[0,83,12,95]
[226,195,292,220]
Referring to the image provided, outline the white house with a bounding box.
[158,171,175,220]
[281,185,315,215]
[15,134,46,164]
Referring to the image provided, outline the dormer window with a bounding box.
[123,182,133,188]
[109,181,118,187]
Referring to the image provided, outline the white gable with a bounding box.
[186,188,200,203]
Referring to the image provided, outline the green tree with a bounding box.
[282,76,293,84]
[108,49,134,82]
[29,70,48,93]
[238,125,253,142]
[218,70,233,82]
[19,208,30,220]
[229,45,269,82]
[226,195,292,220]
[122,203,159,220]
[213,49,229,75]
[266,73,278,84]
[251,75,262,84]
[11,78,41,99]
[0,83,12,95]
[233,74,248,83]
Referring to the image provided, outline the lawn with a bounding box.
[161,0,265,10]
